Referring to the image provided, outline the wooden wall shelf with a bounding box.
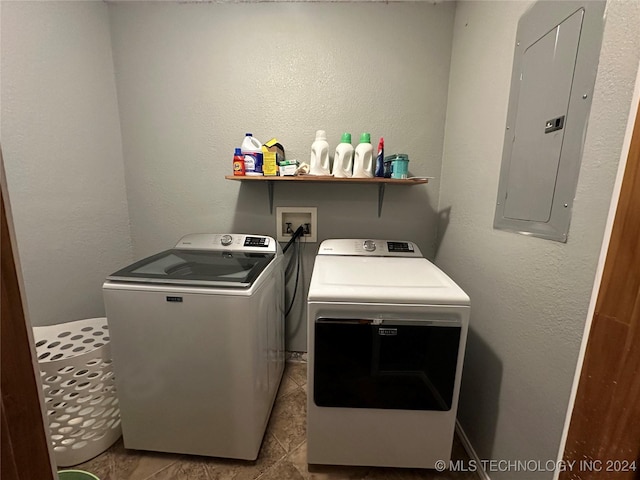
[224,175,430,217]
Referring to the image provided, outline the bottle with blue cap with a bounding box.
[233,148,245,176]
[241,133,263,176]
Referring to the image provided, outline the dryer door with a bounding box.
[314,318,461,411]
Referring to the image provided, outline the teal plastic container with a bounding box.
[385,154,410,179]
[58,470,100,480]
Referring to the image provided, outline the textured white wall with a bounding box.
[107,1,456,350]
[1,1,133,327]
[436,0,640,475]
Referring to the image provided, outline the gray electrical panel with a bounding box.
[494,0,605,242]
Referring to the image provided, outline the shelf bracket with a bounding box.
[377,183,385,217]
[223,175,428,217]
[267,180,274,214]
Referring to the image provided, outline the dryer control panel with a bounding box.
[317,239,423,257]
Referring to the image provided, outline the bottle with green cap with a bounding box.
[353,132,374,178]
[332,132,354,178]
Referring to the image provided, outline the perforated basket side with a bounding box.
[35,318,111,363]
[34,318,121,467]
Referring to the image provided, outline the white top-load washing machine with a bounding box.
[103,233,284,460]
[307,239,470,469]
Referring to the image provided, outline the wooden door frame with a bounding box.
[559,92,640,478]
[1,150,56,480]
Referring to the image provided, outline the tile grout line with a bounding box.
[270,430,289,455]
[139,458,179,480]
[287,441,309,479]
[275,373,306,402]
[252,440,306,480]
[248,431,293,480]
[265,382,307,478]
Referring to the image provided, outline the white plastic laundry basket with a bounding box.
[34,317,121,467]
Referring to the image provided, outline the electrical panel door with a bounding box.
[494,0,605,242]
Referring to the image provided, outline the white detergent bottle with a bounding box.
[332,133,354,178]
[352,132,373,178]
[309,130,331,176]
[241,133,263,176]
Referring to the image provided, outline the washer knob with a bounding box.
[363,240,376,252]
[221,235,233,246]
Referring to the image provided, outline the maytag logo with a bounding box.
[166,296,183,303]
[378,328,397,336]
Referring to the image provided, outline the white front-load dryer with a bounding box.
[103,233,284,460]
[307,239,470,469]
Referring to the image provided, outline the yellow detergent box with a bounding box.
[262,150,278,176]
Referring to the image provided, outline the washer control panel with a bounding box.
[318,239,422,257]
[387,241,415,253]
[244,236,270,248]
[175,234,276,253]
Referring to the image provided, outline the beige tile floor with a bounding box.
[75,362,479,480]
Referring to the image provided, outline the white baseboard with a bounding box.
[455,421,491,480]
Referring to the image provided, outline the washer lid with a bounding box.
[308,256,470,305]
[107,249,275,288]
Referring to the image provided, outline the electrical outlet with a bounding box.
[276,207,317,243]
